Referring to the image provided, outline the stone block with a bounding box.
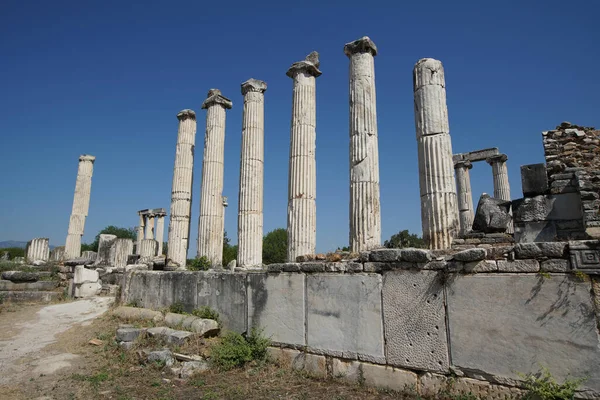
[521,163,549,196]
[74,281,101,297]
[116,327,146,342]
[112,306,164,322]
[74,265,99,284]
[400,248,431,262]
[361,363,418,393]
[164,313,219,336]
[540,259,570,272]
[157,271,198,312]
[95,234,117,266]
[248,273,305,346]
[570,240,600,273]
[382,270,449,373]
[292,353,327,377]
[369,249,401,262]
[266,347,302,367]
[0,280,58,291]
[146,327,195,345]
[197,272,247,334]
[1,271,39,282]
[514,221,557,243]
[513,193,583,223]
[0,291,61,303]
[446,274,600,393]
[452,248,486,262]
[473,194,512,233]
[497,259,539,272]
[122,271,163,310]
[463,260,498,273]
[514,242,567,259]
[307,274,384,361]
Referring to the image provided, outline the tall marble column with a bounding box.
[345,37,381,252]
[146,215,155,240]
[454,160,474,236]
[197,89,232,267]
[237,79,267,268]
[156,215,165,255]
[286,52,321,262]
[167,109,197,269]
[65,154,96,259]
[136,213,145,255]
[487,154,513,233]
[413,58,458,249]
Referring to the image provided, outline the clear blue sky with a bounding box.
[1,0,598,255]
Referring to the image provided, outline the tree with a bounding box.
[222,231,238,266]
[262,228,287,264]
[383,230,425,249]
[85,226,137,252]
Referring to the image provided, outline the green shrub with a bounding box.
[210,328,270,371]
[169,302,185,314]
[0,247,25,259]
[187,256,211,271]
[521,367,585,400]
[192,306,221,325]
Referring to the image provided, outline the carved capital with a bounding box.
[286,51,322,78]
[486,154,508,165]
[241,78,267,95]
[201,89,233,110]
[79,154,96,163]
[344,36,378,57]
[454,160,473,170]
[177,109,196,121]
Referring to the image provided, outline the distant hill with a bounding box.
[0,240,56,249]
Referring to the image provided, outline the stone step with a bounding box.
[1,271,54,282]
[0,280,59,291]
[0,291,61,303]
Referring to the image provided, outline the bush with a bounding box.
[192,306,221,325]
[521,367,585,400]
[0,247,25,259]
[210,328,270,371]
[187,256,210,271]
[169,302,185,314]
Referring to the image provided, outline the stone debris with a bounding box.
[472,194,512,233]
[88,338,104,346]
[180,360,210,378]
[163,313,219,337]
[173,353,204,362]
[1,271,39,282]
[146,327,195,346]
[147,349,175,367]
[452,248,487,262]
[25,238,50,264]
[112,306,165,322]
[116,327,146,342]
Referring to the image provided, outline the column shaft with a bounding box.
[147,216,155,240]
[64,155,95,259]
[156,216,165,255]
[238,79,267,268]
[167,110,197,268]
[487,154,513,233]
[136,214,145,255]
[454,161,474,236]
[345,37,381,252]
[413,59,458,249]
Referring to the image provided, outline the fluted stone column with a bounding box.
[139,239,158,263]
[286,52,321,262]
[197,89,232,267]
[345,37,381,252]
[136,214,145,255]
[26,238,50,263]
[146,215,155,240]
[237,79,267,269]
[454,160,474,236]
[413,58,458,249]
[65,155,95,259]
[167,110,197,269]
[487,154,513,233]
[113,238,133,268]
[156,216,165,255]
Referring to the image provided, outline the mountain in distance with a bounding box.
[0,240,56,249]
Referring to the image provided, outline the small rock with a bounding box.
[116,327,145,342]
[472,193,512,233]
[148,349,175,367]
[315,253,326,261]
[32,260,47,266]
[326,253,342,262]
[226,259,236,271]
[180,361,210,378]
[119,341,135,351]
[88,338,104,346]
[173,353,204,362]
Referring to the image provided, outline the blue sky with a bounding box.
[1,0,598,255]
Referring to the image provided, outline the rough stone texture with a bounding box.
[180,360,210,378]
[116,327,145,342]
[65,154,95,259]
[487,154,513,233]
[419,373,523,399]
[401,248,431,263]
[139,239,158,263]
[413,58,459,250]
[514,242,567,259]
[74,266,99,284]
[237,79,266,269]
[287,52,321,262]
[540,259,570,272]
[472,194,512,233]
[0,280,57,291]
[50,246,65,262]
[248,273,305,346]
[452,248,486,262]
[112,306,164,322]
[113,238,133,269]
[74,281,101,298]
[447,274,600,393]
[0,291,61,303]
[569,240,600,273]
[197,272,247,333]
[497,259,540,272]
[25,238,50,263]
[82,251,97,262]
[382,270,449,373]
[361,363,418,392]
[166,110,196,268]
[198,89,232,267]
[521,163,549,196]
[164,313,219,336]
[147,349,175,367]
[307,274,384,361]
[369,248,401,262]
[95,234,117,266]
[1,271,39,282]
[146,327,195,345]
[345,37,381,252]
[455,160,474,236]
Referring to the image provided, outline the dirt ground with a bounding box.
[0,299,418,400]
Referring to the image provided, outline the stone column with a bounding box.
[167,110,197,269]
[139,239,158,263]
[113,238,133,268]
[156,216,165,255]
[413,58,459,249]
[94,234,117,266]
[487,154,513,233]
[286,52,321,262]
[237,78,267,269]
[454,160,474,236]
[345,37,381,252]
[146,215,155,240]
[64,155,95,259]
[26,238,50,263]
[197,89,232,267]
[136,213,145,255]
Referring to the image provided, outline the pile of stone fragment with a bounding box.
[111,306,219,379]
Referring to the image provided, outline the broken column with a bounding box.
[237,79,267,269]
[413,58,458,249]
[167,110,197,268]
[113,238,133,268]
[64,155,95,259]
[146,215,155,240]
[286,52,321,262]
[487,154,513,233]
[94,234,117,266]
[136,213,145,255]
[25,238,50,263]
[197,89,232,267]
[454,160,474,235]
[345,36,381,252]
[139,239,158,263]
[156,214,165,255]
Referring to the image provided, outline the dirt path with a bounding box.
[0,297,113,390]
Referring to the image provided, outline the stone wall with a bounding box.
[122,242,600,397]
[543,122,600,238]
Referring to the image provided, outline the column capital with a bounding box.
[413,58,445,90]
[286,51,322,78]
[79,154,96,162]
[454,160,473,170]
[241,78,267,95]
[344,36,378,57]
[201,89,233,110]
[177,109,196,121]
[486,154,508,165]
